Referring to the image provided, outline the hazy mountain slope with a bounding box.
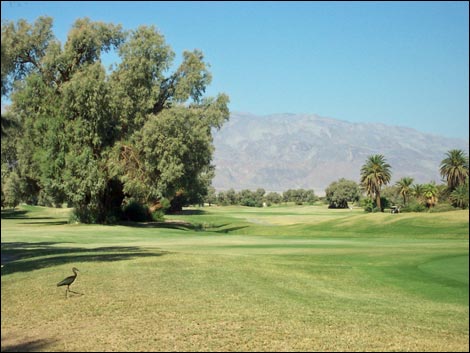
[212,112,469,194]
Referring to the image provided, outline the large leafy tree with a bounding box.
[440,149,469,192]
[360,154,392,211]
[2,17,229,223]
[325,178,361,209]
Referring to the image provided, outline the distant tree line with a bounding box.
[209,188,318,207]
[204,149,469,212]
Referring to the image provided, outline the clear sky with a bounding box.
[2,1,469,140]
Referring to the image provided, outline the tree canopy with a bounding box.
[325,178,360,209]
[440,149,469,192]
[1,16,229,222]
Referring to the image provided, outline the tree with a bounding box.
[440,149,469,193]
[360,154,391,212]
[449,181,469,209]
[282,188,317,205]
[325,178,360,209]
[2,171,21,209]
[3,17,229,223]
[422,182,439,208]
[266,192,283,205]
[204,186,217,206]
[395,177,414,206]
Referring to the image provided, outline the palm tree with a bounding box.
[422,182,439,208]
[411,183,425,202]
[449,182,469,209]
[360,154,392,211]
[440,149,469,192]
[395,177,414,206]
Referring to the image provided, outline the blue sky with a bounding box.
[2,1,469,140]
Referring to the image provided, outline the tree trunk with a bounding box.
[376,192,382,212]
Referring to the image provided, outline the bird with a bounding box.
[57,267,80,298]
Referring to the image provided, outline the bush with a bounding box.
[150,198,170,222]
[70,206,100,224]
[2,172,21,209]
[122,199,151,222]
[361,198,375,212]
[401,201,426,213]
[428,203,457,213]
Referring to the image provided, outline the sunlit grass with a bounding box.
[1,205,468,351]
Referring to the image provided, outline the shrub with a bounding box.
[401,201,426,213]
[361,198,375,212]
[428,203,457,213]
[122,199,151,222]
[150,198,170,222]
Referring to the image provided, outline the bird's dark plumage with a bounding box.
[57,267,79,297]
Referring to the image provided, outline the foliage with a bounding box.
[449,182,469,209]
[2,171,21,208]
[122,199,151,222]
[2,17,229,223]
[428,203,459,213]
[265,191,283,205]
[395,177,414,206]
[216,188,239,206]
[204,186,217,206]
[400,200,427,213]
[282,188,317,205]
[215,188,317,207]
[422,182,439,208]
[360,154,392,211]
[237,188,265,207]
[360,196,389,213]
[380,185,400,207]
[440,149,469,193]
[325,178,360,208]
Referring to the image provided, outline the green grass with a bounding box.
[1,204,468,351]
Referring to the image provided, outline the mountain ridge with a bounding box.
[212,112,469,194]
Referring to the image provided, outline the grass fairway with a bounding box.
[1,205,468,352]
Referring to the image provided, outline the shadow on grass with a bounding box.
[1,208,67,225]
[1,209,31,219]
[120,220,205,231]
[1,337,57,352]
[214,225,249,234]
[171,209,208,216]
[18,221,69,226]
[117,219,250,235]
[1,242,168,276]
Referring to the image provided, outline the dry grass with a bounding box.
[1,205,468,351]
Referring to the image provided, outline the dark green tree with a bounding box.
[3,17,229,223]
[325,178,361,209]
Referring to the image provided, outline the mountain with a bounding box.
[211,112,469,195]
